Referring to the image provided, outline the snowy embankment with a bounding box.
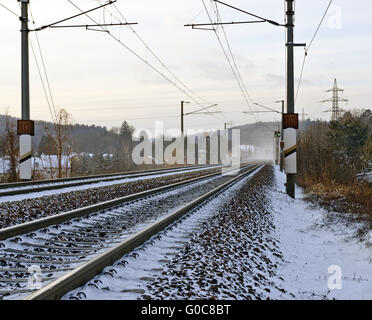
[273,168,372,299]
[65,165,372,300]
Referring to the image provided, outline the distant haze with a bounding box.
[1,0,371,131]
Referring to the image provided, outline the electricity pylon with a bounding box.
[321,78,348,121]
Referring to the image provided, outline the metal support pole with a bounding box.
[181,101,184,135]
[285,0,296,198]
[276,100,285,172]
[19,0,32,180]
[180,101,190,135]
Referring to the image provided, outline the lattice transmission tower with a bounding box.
[321,78,348,121]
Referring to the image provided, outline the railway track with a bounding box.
[0,164,218,197]
[0,162,264,300]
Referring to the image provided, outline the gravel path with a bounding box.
[0,168,219,230]
[142,165,290,300]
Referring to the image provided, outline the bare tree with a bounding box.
[118,121,135,170]
[1,111,19,182]
[44,108,73,178]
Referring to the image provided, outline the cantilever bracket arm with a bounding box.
[184,104,218,115]
[212,0,286,27]
[185,20,266,28]
[30,0,123,32]
[189,111,222,115]
[49,23,138,29]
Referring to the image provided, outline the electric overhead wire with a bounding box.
[110,2,214,107]
[67,0,214,112]
[295,0,333,105]
[202,0,252,116]
[0,2,19,17]
[29,4,58,126]
[18,1,57,127]
[29,40,54,122]
[212,1,256,116]
[205,0,268,128]
[107,0,223,121]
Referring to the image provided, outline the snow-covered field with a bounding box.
[273,168,372,299]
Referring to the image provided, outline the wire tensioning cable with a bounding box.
[0,2,19,17]
[295,0,333,105]
[29,4,59,128]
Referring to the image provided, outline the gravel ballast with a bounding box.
[143,165,289,300]
[0,168,220,230]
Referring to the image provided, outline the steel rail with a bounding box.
[0,162,256,241]
[24,162,265,300]
[0,164,219,197]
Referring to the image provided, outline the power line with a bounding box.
[201,0,252,116]
[29,4,58,125]
[108,1,223,119]
[29,38,57,126]
[110,1,214,107]
[307,0,333,52]
[205,0,268,126]
[213,2,255,107]
[67,0,214,111]
[295,0,333,104]
[0,2,19,17]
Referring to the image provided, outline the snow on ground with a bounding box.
[63,164,372,300]
[272,167,372,300]
[63,166,265,300]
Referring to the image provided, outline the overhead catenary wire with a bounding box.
[17,0,57,126]
[66,0,214,112]
[295,0,333,105]
[29,38,57,126]
[0,2,19,17]
[110,1,214,107]
[204,0,266,126]
[212,1,255,107]
[201,0,251,113]
[107,1,223,120]
[29,4,58,125]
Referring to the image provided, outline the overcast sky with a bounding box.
[1,0,371,131]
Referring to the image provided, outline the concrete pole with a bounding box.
[181,101,184,135]
[285,0,296,199]
[19,0,32,180]
[276,100,285,172]
[21,0,30,120]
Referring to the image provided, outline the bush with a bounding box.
[297,111,372,219]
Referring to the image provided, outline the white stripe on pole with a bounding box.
[284,128,296,174]
[20,134,32,180]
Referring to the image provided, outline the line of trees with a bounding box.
[0,108,137,182]
[297,110,372,216]
[298,109,372,186]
